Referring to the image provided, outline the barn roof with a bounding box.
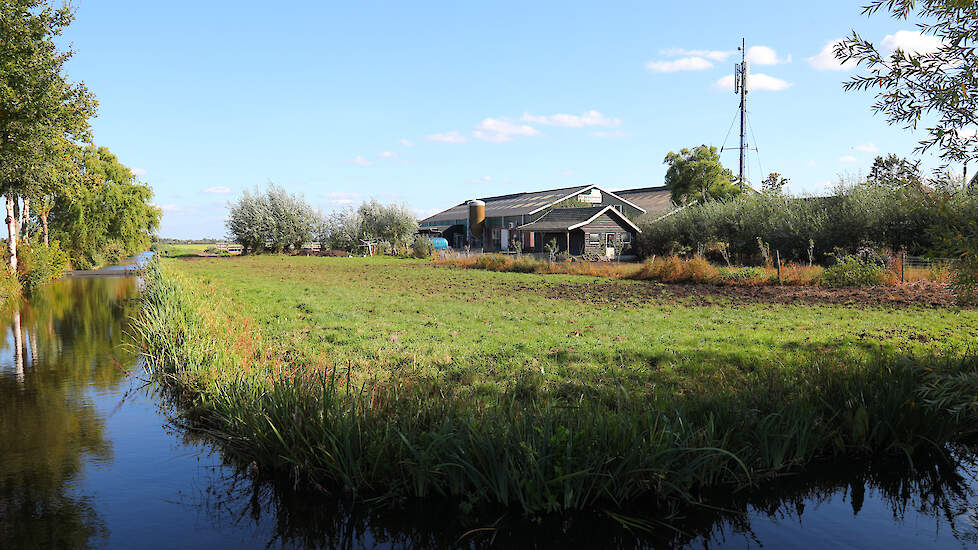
[611,186,674,216]
[517,206,641,233]
[419,184,647,224]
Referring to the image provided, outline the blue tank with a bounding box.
[429,237,449,250]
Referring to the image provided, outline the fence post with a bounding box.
[900,248,906,284]
[776,250,782,285]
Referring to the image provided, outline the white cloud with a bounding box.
[559,169,574,176]
[343,156,372,166]
[398,138,414,147]
[715,72,793,91]
[203,186,231,194]
[157,204,184,212]
[645,57,714,72]
[805,160,817,168]
[426,131,468,143]
[131,167,148,177]
[377,151,398,159]
[467,175,493,184]
[659,48,733,61]
[854,143,879,153]
[839,155,858,163]
[521,110,620,128]
[808,39,857,71]
[590,130,631,139]
[881,30,943,55]
[472,117,540,142]
[747,46,789,65]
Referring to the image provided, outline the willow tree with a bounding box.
[0,1,96,270]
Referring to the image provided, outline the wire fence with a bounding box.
[898,254,956,283]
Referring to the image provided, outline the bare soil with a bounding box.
[533,280,968,308]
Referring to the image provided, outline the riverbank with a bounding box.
[135,255,978,517]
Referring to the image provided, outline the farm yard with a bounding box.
[137,254,978,518]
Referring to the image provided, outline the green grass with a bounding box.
[135,255,978,517]
[158,243,211,258]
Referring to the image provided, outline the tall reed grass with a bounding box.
[135,259,978,516]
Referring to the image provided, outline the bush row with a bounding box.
[436,254,906,287]
[633,184,978,263]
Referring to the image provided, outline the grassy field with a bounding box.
[157,243,213,258]
[135,255,978,516]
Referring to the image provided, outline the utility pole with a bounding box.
[734,38,749,190]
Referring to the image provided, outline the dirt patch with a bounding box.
[532,279,968,308]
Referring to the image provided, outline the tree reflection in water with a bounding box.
[0,276,140,549]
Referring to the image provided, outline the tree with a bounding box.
[47,145,160,268]
[837,1,978,168]
[226,185,319,253]
[0,1,97,271]
[663,145,740,205]
[867,154,923,188]
[838,1,978,298]
[357,199,417,250]
[761,172,790,195]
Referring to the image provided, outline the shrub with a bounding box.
[410,236,435,259]
[634,182,978,264]
[717,266,769,285]
[509,257,543,273]
[473,254,511,271]
[18,241,70,294]
[102,240,128,264]
[631,256,719,283]
[821,255,894,288]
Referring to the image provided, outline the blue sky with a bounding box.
[61,1,946,238]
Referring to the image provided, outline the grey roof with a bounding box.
[612,186,674,216]
[420,185,593,224]
[517,206,641,233]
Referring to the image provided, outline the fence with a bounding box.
[897,254,956,283]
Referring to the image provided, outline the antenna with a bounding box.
[735,38,748,189]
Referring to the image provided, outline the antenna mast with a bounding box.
[734,38,749,189]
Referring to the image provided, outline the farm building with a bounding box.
[418,184,673,255]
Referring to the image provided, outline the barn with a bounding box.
[418,184,674,256]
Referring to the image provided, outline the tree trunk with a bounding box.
[6,195,17,272]
[22,196,29,244]
[41,211,48,247]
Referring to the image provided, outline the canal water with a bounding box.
[2,257,978,549]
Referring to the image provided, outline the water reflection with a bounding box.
[0,276,139,549]
[173,422,978,549]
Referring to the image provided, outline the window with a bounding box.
[606,233,616,246]
[588,232,600,244]
[621,232,631,244]
[613,204,622,212]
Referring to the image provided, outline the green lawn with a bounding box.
[168,255,976,403]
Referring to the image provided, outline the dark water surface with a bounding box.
[2,258,978,549]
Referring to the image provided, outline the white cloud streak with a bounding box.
[203,186,231,194]
[854,143,879,153]
[645,57,714,72]
[472,117,540,143]
[376,151,398,159]
[839,155,858,163]
[398,138,414,147]
[426,131,468,143]
[659,48,733,61]
[521,110,620,128]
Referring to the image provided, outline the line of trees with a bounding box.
[0,2,160,281]
[226,186,418,254]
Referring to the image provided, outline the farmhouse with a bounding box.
[418,184,673,255]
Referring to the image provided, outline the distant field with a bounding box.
[158,243,212,257]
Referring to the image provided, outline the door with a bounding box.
[500,229,509,251]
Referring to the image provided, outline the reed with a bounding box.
[134,258,978,517]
